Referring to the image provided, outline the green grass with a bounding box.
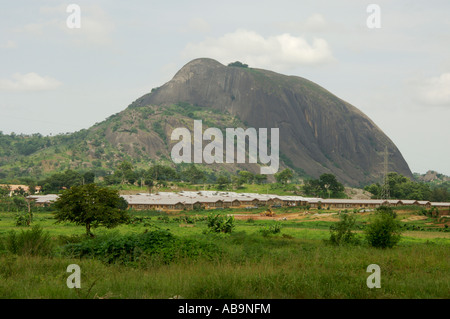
[0,208,449,298]
[0,238,448,299]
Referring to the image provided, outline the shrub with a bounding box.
[329,213,359,246]
[259,222,282,237]
[63,230,220,265]
[15,213,30,227]
[365,206,402,248]
[206,214,235,233]
[5,225,53,256]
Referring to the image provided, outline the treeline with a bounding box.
[364,172,450,202]
[102,162,275,190]
[2,162,280,194]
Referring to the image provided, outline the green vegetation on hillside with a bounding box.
[365,172,450,202]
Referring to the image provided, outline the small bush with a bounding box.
[259,222,282,237]
[5,225,53,256]
[206,214,235,234]
[329,213,359,246]
[63,230,220,265]
[15,213,30,227]
[365,206,402,248]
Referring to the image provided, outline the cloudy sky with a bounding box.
[1,0,449,175]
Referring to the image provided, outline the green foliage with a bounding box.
[227,61,248,68]
[429,186,450,202]
[258,222,282,237]
[364,172,433,200]
[206,214,235,233]
[329,213,359,246]
[152,120,166,143]
[254,174,267,184]
[274,169,293,185]
[15,213,30,227]
[53,184,130,236]
[5,225,53,256]
[216,175,231,190]
[39,169,83,193]
[12,196,27,211]
[303,173,345,198]
[63,230,219,265]
[181,164,206,184]
[238,171,254,184]
[364,206,403,248]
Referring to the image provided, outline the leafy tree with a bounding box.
[430,187,450,202]
[146,164,177,183]
[364,206,402,248]
[181,164,206,184]
[39,169,83,193]
[303,173,345,198]
[53,184,130,236]
[116,161,136,184]
[12,196,27,211]
[231,175,245,189]
[319,173,344,194]
[303,178,322,196]
[216,175,230,190]
[227,61,248,68]
[364,172,432,200]
[254,174,267,184]
[83,171,95,184]
[238,171,254,184]
[274,168,293,185]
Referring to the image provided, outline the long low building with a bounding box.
[27,191,450,212]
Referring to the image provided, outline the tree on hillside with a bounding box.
[274,169,293,185]
[83,171,95,184]
[430,187,450,202]
[217,175,230,190]
[238,171,254,184]
[53,184,130,237]
[254,174,267,184]
[319,173,345,195]
[231,175,245,189]
[303,173,345,198]
[181,164,206,184]
[146,164,177,184]
[40,169,83,193]
[228,61,248,68]
[364,172,432,200]
[116,161,136,184]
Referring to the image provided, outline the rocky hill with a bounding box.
[133,58,413,186]
[0,58,413,186]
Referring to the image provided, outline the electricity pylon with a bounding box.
[380,146,390,200]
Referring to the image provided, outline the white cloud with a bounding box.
[182,29,335,71]
[416,73,450,106]
[0,73,62,91]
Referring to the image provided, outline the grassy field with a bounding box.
[0,207,449,299]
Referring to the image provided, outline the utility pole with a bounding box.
[380,146,390,200]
